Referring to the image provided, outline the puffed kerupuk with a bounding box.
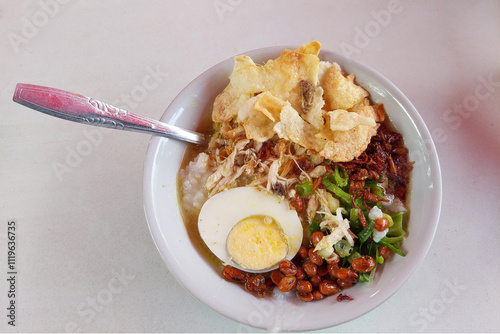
[211,41,381,162]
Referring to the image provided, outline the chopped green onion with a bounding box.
[296,180,313,196]
[323,173,335,183]
[339,197,352,210]
[378,238,406,257]
[371,185,384,197]
[364,179,377,188]
[308,220,320,233]
[385,212,405,243]
[390,212,405,231]
[353,197,368,212]
[382,234,405,243]
[358,273,370,282]
[367,263,377,283]
[349,208,363,233]
[350,208,359,223]
[322,179,352,200]
[376,246,384,264]
[317,246,334,259]
[357,219,375,243]
[334,165,349,187]
[383,213,394,228]
[367,240,377,258]
[334,240,353,258]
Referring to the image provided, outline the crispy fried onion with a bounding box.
[335,123,414,203]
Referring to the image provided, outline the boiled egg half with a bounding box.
[198,186,303,273]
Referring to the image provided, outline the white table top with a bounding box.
[1,0,499,332]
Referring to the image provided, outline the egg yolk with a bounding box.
[226,215,289,271]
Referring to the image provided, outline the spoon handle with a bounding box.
[12,83,206,145]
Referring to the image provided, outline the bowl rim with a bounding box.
[143,45,442,331]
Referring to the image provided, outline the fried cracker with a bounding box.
[321,63,369,110]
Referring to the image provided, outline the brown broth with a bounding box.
[176,110,224,271]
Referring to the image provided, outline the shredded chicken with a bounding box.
[314,207,353,253]
[205,138,250,194]
[266,159,281,192]
[306,193,319,223]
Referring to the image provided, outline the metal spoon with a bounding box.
[12,83,206,145]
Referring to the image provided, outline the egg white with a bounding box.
[198,186,303,273]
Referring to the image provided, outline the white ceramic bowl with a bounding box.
[143,46,442,331]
